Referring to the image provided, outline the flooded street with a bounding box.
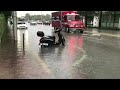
[0,23,120,79]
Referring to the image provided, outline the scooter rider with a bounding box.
[54,27,65,46]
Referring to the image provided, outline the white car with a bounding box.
[37,21,42,24]
[17,22,28,29]
[30,21,37,25]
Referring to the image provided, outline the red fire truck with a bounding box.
[52,11,85,33]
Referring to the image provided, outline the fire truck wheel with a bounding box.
[80,30,84,33]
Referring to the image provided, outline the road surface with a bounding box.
[0,23,120,79]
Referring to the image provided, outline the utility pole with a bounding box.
[13,11,17,41]
[41,11,42,22]
[99,11,102,28]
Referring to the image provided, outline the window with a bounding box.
[18,23,23,24]
[75,15,80,20]
[110,14,114,23]
[102,15,107,23]
[59,16,61,20]
[63,15,67,20]
[67,15,75,20]
[114,15,119,23]
[18,22,25,24]
[52,17,59,20]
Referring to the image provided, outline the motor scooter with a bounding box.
[37,29,65,48]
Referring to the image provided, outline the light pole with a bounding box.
[61,11,62,28]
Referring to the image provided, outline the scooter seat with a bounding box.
[41,40,54,43]
[40,38,54,43]
[44,36,55,39]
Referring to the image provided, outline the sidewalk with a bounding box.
[85,28,120,37]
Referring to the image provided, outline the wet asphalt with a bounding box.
[0,23,120,79]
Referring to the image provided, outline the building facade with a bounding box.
[79,11,120,29]
[101,12,120,29]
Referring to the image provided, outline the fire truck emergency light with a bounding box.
[67,12,75,14]
[71,13,75,14]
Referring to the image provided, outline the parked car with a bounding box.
[43,21,50,25]
[28,20,31,23]
[37,21,42,24]
[17,22,28,29]
[30,21,37,25]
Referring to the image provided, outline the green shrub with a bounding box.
[0,14,6,39]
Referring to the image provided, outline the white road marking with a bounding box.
[73,54,87,67]
[32,51,54,76]
[100,33,120,38]
[83,36,102,41]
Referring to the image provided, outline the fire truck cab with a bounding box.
[52,11,85,33]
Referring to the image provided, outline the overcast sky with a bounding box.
[17,11,57,17]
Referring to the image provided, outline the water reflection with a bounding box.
[17,29,29,55]
[0,31,20,79]
[78,36,83,48]
[39,47,56,55]
[67,36,84,59]
[57,35,85,78]
[39,46,65,61]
